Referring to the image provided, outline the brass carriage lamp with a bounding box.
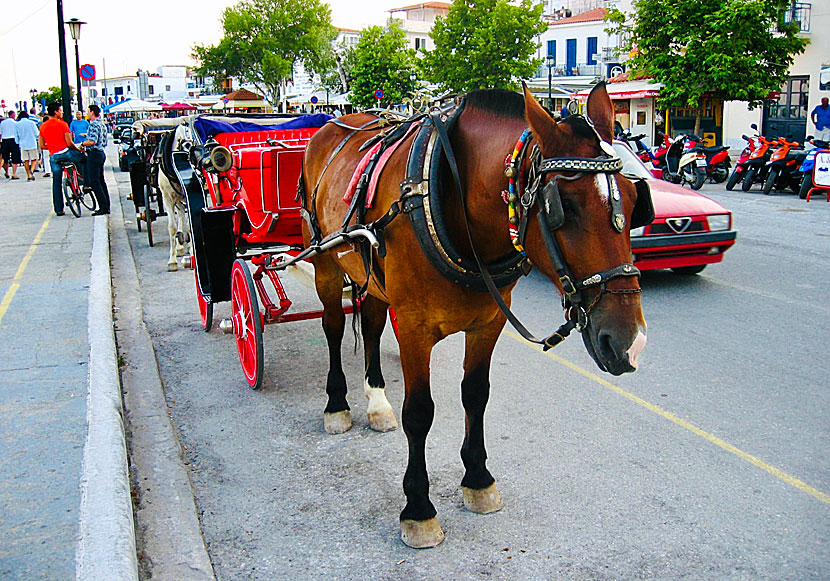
[66,18,86,112]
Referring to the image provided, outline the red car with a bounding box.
[615,141,737,274]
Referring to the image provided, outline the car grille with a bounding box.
[647,219,707,235]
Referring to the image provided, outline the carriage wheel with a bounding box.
[195,268,213,332]
[388,307,399,340]
[230,259,264,390]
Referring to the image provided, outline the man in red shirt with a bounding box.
[38,102,86,215]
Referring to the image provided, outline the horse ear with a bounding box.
[586,81,615,143]
[523,82,557,149]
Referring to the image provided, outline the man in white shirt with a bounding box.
[15,111,40,181]
[0,111,22,179]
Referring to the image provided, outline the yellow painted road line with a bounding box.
[0,214,53,326]
[504,329,830,505]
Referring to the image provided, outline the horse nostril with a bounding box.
[597,330,622,360]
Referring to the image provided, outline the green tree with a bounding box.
[349,23,416,109]
[420,0,546,93]
[606,0,808,135]
[192,0,336,106]
[34,86,73,106]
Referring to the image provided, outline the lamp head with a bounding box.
[66,18,86,41]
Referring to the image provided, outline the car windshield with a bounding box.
[612,141,654,180]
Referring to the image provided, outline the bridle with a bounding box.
[433,112,649,351]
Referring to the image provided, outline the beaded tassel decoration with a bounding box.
[503,129,532,253]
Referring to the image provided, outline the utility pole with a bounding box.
[56,0,73,122]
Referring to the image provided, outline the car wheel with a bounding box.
[671,265,706,275]
[741,167,756,192]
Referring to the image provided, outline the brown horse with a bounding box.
[300,83,648,548]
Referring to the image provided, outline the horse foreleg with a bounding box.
[460,323,504,515]
[313,255,351,434]
[397,321,443,548]
[361,295,397,432]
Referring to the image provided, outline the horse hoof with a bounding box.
[400,518,444,549]
[462,483,503,514]
[368,409,398,432]
[324,410,352,434]
[167,263,178,272]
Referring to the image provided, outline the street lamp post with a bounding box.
[29,89,37,114]
[56,0,73,122]
[66,18,85,113]
[546,54,555,111]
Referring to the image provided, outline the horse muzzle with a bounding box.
[583,322,647,376]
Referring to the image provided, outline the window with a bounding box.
[114,86,123,96]
[101,88,107,96]
[127,84,131,92]
[547,40,556,63]
[414,37,427,51]
[587,37,598,65]
[148,85,154,95]
[165,85,171,91]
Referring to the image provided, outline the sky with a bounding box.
[0,0,405,108]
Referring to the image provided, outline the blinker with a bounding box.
[540,179,565,232]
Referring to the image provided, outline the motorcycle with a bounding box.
[661,134,706,189]
[619,130,662,178]
[762,136,805,195]
[797,138,830,199]
[650,131,673,173]
[741,135,777,191]
[726,130,759,190]
[685,134,731,185]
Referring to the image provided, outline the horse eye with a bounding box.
[560,198,579,218]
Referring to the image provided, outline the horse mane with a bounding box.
[560,114,600,141]
[464,89,525,119]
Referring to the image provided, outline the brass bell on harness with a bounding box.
[509,216,519,225]
[505,166,516,178]
[508,193,518,204]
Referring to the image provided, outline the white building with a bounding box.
[388,2,450,52]
[723,2,825,147]
[85,65,199,106]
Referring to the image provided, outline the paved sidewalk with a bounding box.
[0,157,136,580]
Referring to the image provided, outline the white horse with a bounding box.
[159,124,192,271]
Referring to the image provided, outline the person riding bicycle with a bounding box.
[39,103,86,216]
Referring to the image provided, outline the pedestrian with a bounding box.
[560,98,574,119]
[69,110,89,145]
[38,102,86,216]
[80,104,110,215]
[811,97,830,142]
[1,110,22,179]
[14,111,40,181]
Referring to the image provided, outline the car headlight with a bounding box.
[630,226,645,237]
[707,214,731,231]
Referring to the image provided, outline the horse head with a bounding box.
[522,82,647,375]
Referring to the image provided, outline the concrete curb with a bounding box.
[75,208,139,579]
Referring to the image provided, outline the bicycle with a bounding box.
[60,162,97,217]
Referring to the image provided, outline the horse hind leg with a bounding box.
[360,295,397,432]
[313,254,352,434]
[460,324,504,515]
[174,201,190,257]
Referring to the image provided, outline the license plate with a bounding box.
[696,157,707,167]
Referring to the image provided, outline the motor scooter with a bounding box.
[686,134,731,184]
[619,130,662,178]
[726,130,759,190]
[650,131,673,173]
[661,134,705,189]
[741,135,777,191]
[797,138,830,199]
[762,136,805,195]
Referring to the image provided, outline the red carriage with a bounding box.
[172,113,381,389]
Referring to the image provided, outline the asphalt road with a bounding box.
[113,167,829,580]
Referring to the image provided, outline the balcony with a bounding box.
[535,63,604,79]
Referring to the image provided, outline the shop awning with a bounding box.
[576,79,662,100]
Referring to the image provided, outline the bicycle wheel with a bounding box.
[63,170,81,217]
[80,187,97,211]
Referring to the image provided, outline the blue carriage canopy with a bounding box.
[193,113,333,143]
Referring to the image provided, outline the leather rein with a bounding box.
[430,111,641,351]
